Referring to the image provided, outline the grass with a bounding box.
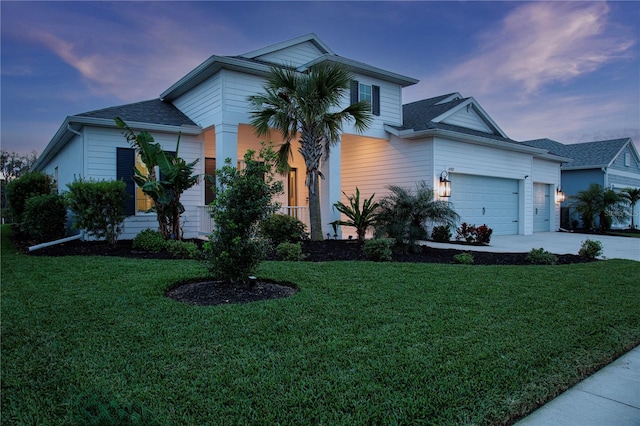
[2,225,639,425]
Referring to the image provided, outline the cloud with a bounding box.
[425,2,635,97]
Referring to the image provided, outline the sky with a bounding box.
[1,0,639,156]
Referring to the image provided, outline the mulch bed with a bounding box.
[16,235,595,306]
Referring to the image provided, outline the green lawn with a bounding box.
[2,225,639,425]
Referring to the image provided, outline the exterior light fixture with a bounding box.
[556,188,565,203]
[438,171,451,197]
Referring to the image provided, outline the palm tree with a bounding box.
[620,187,640,229]
[249,63,372,240]
[375,181,460,251]
[571,183,625,231]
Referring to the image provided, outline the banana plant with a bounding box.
[116,117,199,239]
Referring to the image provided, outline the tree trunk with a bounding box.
[307,171,323,241]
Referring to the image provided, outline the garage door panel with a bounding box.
[449,174,519,235]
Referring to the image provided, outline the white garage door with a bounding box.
[449,174,519,235]
[533,183,551,232]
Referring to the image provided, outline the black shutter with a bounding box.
[372,85,380,116]
[116,147,135,216]
[350,80,359,105]
[204,158,216,205]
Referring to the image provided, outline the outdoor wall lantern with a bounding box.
[438,171,452,197]
[556,188,565,203]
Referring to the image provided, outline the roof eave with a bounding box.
[32,116,201,171]
[384,125,569,160]
[300,55,419,87]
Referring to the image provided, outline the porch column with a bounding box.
[321,139,342,239]
[215,123,238,167]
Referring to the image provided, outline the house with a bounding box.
[33,33,568,240]
[523,138,640,228]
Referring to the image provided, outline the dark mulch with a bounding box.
[16,234,595,306]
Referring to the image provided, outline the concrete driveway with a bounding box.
[426,232,640,261]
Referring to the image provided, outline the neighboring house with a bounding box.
[33,33,568,240]
[523,138,640,229]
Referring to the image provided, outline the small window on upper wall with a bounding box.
[624,153,631,167]
[359,83,372,107]
[350,80,380,116]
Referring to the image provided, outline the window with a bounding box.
[116,147,154,215]
[359,83,372,107]
[624,153,631,167]
[204,158,216,205]
[350,80,380,116]
[135,154,154,212]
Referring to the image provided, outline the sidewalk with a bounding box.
[516,345,640,425]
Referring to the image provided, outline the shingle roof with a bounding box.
[392,94,518,144]
[522,138,629,168]
[76,99,197,127]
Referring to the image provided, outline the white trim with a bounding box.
[430,98,508,138]
[608,168,640,180]
[239,33,334,58]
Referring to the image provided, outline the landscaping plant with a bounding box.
[526,248,558,265]
[259,213,307,246]
[456,223,493,244]
[132,229,166,253]
[249,63,372,240]
[330,187,379,242]
[5,171,53,224]
[453,252,474,264]
[620,187,640,229]
[430,224,452,242]
[203,147,283,283]
[21,193,66,243]
[375,181,459,252]
[66,178,128,244]
[579,239,604,259]
[276,242,305,261]
[116,118,199,240]
[363,238,394,261]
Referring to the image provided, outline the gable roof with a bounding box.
[522,138,634,169]
[389,93,511,142]
[160,33,418,101]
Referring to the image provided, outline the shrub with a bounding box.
[132,229,165,253]
[203,147,283,283]
[66,178,128,244]
[363,238,394,262]
[453,252,474,265]
[455,223,493,245]
[431,225,452,242]
[21,193,67,243]
[526,248,558,265]
[276,242,305,261]
[579,239,603,259]
[164,239,199,259]
[5,171,53,223]
[260,214,306,246]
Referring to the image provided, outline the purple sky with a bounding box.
[2,1,639,155]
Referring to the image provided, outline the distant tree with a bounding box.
[620,187,640,229]
[1,150,38,212]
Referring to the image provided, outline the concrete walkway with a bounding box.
[425,231,640,261]
[425,231,640,424]
[516,345,640,425]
